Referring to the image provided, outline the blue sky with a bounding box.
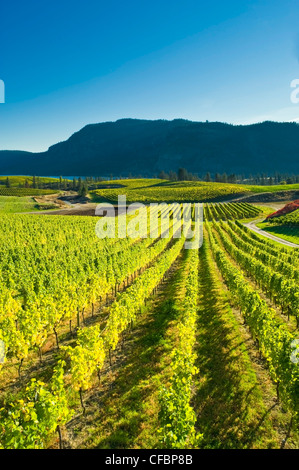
[1,0,299,151]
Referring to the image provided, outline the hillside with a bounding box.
[267,200,299,219]
[1,119,299,176]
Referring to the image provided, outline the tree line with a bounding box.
[2,171,299,192]
[158,169,299,185]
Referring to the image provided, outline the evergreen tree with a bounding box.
[205,172,211,182]
[78,177,82,193]
[169,171,178,181]
[158,171,168,180]
[178,168,188,181]
[228,174,237,184]
[79,182,88,198]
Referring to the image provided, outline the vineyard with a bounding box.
[256,208,299,246]
[90,179,299,204]
[267,208,299,226]
[0,200,298,449]
[0,176,63,187]
[203,202,261,220]
[90,179,251,203]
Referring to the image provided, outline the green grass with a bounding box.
[254,205,276,216]
[68,253,190,449]
[65,234,294,449]
[244,183,299,193]
[194,234,281,449]
[0,196,41,214]
[256,222,299,244]
[238,205,275,223]
[0,196,61,214]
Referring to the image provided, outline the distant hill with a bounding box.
[1,119,299,176]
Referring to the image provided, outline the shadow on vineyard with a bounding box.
[260,225,299,246]
[193,239,279,449]
[66,255,186,449]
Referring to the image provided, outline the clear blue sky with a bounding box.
[1,0,299,151]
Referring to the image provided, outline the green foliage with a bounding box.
[204,202,261,221]
[0,361,72,449]
[257,224,299,245]
[245,183,299,193]
[159,249,202,448]
[0,176,62,187]
[0,196,38,213]
[207,222,299,419]
[91,180,249,204]
[1,194,298,449]
[267,208,299,226]
[34,203,57,211]
[216,220,299,321]
[0,188,56,197]
[63,222,187,397]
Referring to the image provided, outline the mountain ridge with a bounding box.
[1,118,299,176]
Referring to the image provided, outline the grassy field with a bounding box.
[257,222,299,244]
[0,196,42,213]
[0,196,60,214]
[256,208,299,244]
[245,183,299,193]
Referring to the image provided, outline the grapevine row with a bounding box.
[0,219,190,448]
[206,223,299,420]
[0,205,179,367]
[222,221,299,281]
[158,246,201,448]
[212,222,299,324]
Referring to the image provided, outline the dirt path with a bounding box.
[243,219,299,248]
[34,203,98,216]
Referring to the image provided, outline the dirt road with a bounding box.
[33,203,98,216]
